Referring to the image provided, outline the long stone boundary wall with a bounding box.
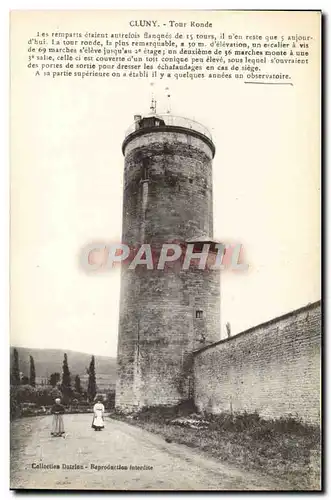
[193,301,321,425]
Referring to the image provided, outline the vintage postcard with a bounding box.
[10,10,321,491]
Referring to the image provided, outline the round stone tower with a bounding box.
[116,113,220,411]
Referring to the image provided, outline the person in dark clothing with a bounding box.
[51,398,65,437]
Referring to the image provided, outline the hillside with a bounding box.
[10,347,117,390]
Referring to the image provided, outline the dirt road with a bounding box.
[11,414,287,490]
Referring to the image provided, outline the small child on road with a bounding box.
[51,398,65,437]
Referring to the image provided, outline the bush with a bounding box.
[106,390,116,410]
[10,384,67,419]
[122,400,197,423]
[36,387,62,406]
[271,414,313,435]
[10,386,21,420]
[71,391,84,401]
[10,384,38,420]
[203,410,319,440]
[66,405,93,414]
[15,384,37,404]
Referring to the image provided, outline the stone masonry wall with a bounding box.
[193,301,321,424]
[122,131,214,246]
[116,128,220,411]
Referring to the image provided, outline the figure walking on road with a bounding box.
[92,399,105,431]
[51,398,65,437]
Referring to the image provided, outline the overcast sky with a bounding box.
[11,11,320,357]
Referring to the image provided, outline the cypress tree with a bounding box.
[11,348,20,386]
[29,355,36,387]
[49,372,61,387]
[87,356,96,402]
[61,353,72,400]
[74,374,82,394]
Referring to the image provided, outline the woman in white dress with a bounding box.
[92,399,105,431]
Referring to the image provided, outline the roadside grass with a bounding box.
[109,405,321,491]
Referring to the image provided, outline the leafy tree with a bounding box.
[11,348,20,386]
[29,355,36,387]
[61,353,72,402]
[74,375,82,394]
[49,372,61,387]
[226,322,231,338]
[87,356,97,402]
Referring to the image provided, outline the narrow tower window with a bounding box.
[196,309,204,319]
